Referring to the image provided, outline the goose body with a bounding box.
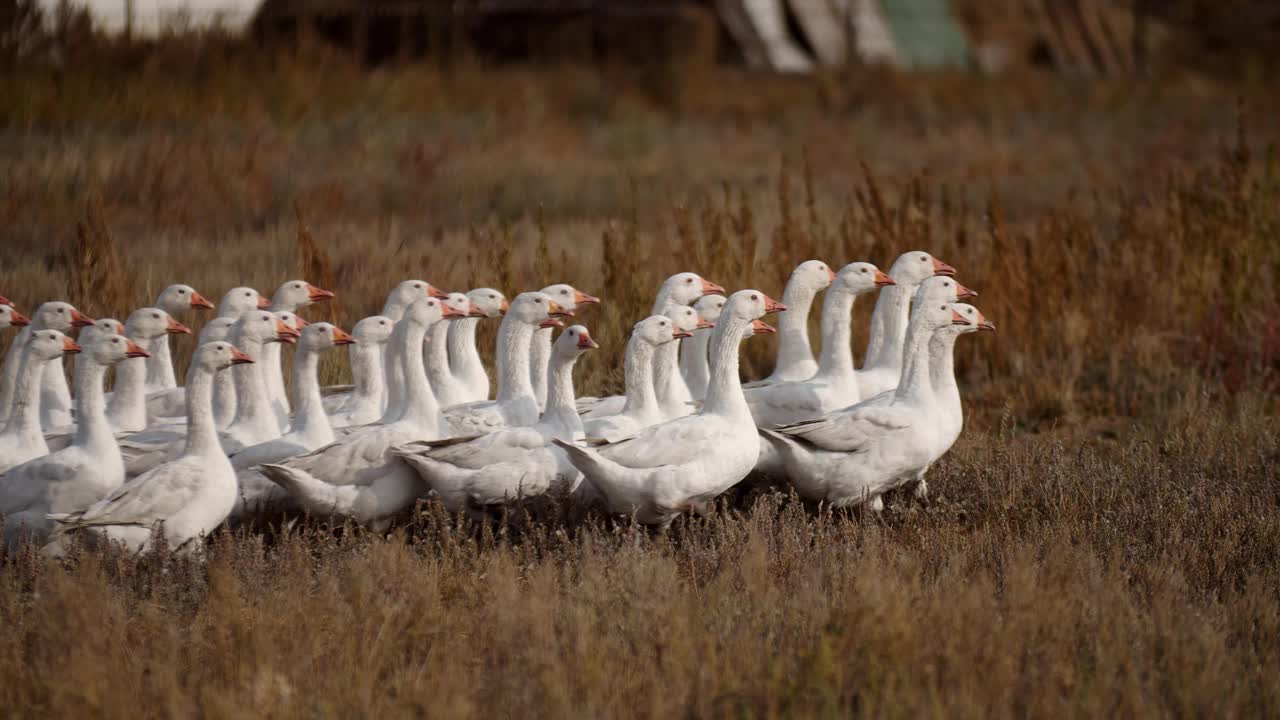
[0,330,79,474]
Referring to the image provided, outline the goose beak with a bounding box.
[826,268,838,282]
[577,331,599,350]
[673,329,693,339]
[499,299,510,315]
[701,279,726,296]
[190,291,214,310]
[256,294,271,309]
[546,300,572,318]
[166,317,192,335]
[306,284,335,303]
[275,319,300,343]
[70,309,95,328]
[441,303,468,319]
[951,308,970,326]
[0,295,11,307]
[955,282,977,299]
[874,270,895,287]
[574,290,602,306]
[294,316,310,329]
[113,323,125,335]
[977,311,996,332]
[539,318,564,329]
[428,286,450,300]
[124,339,150,359]
[467,302,486,318]
[63,337,82,354]
[332,327,357,345]
[229,346,254,365]
[696,317,715,330]
[932,258,957,276]
[9,309,30,327]
[751,319,776,335]
[763,295,787,314]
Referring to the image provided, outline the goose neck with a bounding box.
[183,365,220,456]
[652,340,683,405]
[775,280,818,369]
[863,282,913,371]
[289,347,328,437]
[620,335,660,416]
[229,334,271,424]
[815,290,858,379]
[72,356,112,448]
[383,317,439,429]
[494,318,536,406]
[424,320,453,388]
[929,331,962,417]
[543,353,585,439]
[678,329,712,399]
[6,347,48,440]
[107,335,150,428]
[893,312,935,404]
[447,317,482,377]
[703,316,751,418]
[145,336,177,389]
[349,341,384,405]
[529,327,553,406]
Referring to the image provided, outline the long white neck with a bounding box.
[703,316,752,418]
[929,331,962,419]
[73,355,113,448]
[653,338,691,409]
[4,347,49,444]
[144,336,177,390]
[213,371,236,429]
[348,341,385,410]
[494,318,536,406]
[182,363,220,456]
[289,347,330,441]
[263,342,289,410]
[447,317,486,395]
[774,280,819,373]
[620,336,660,416]
[893,313,935,404]
[381,317,438,430]
[424,320,457,399]
[381,298,408,322]
[106,334,154,431]
[229,334,272,426]
[815,290,859,380]
[0,326,31,422]
[679,329,713,400]
[529,327,553,410]
[863,282,914,371]
[542,351,584,439]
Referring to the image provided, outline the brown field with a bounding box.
[0,31,1278,717]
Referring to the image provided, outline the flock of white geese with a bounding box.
[0,250,992,555]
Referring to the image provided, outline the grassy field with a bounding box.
[0,33,1278,717]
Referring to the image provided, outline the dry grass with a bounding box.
[0,34,1277,717]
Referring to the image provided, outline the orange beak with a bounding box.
[574,290,602,306]
[293,316,310,329]
[306,284,335,303]
[331,327,357,345]
[63,337,82,354]
[256,294,271,310]
[275,319,300,343]
[547,300,572,318]
[874,270,895,287]
[124,339,150,359]
[673,329,693,339]
[933,258,957,276]
[166,317,192,335]
[499,299,510,315]
[70,309,95,327]
[751,319,777,335]
[9,309,30,327]
[539,318,564,329]
[701,278,726,296]
[229,346,254,365]
[951,308,970,326]
[763,295,787,314]
[428,286,449,300]
[977,311,996,332]
[441,303,468,319]
[577,331,599,350]
[696,317,715,330]
[113,323,125,335]
[0,295,11,307]
[467,302,485,318]
[826,268,837,282]
[190,291,214,310]
[955,282,977,299]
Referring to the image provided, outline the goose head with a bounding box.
[34,302,93,333]
[0,304,30,329]
[662,272,726,306]
[298,322,356,352]
[540,284,601,315]
[510,292,571,330]
[220,287,270,317]
[833,262,894,296]
[693,294,727,329]
[665,305,707,335]
[194,341,254,373]
[633,315,686,346]
[87,331,150,366]
[722,289,784,332]
[401,297,455,330]
[444,292,484,319]
[913,275,978,306]
[352,316,394,346]
[126,308,191,345]
[889,250,957,287]
[946,303,996,335]
[791,260,838,292]
[234,310,298,349]
[272,279,335,311]
[156,284,214,316]
[275,311,309,344]
[913,301,974,335]
[555,324,600,359]
[78,318,124,347]
[387,279,448,308]
[28,329,80,361]
[466,288,508,318]
[198,317,237,343]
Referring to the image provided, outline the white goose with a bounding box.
[0,301,93,428]
[198,318,239,428]
[229,322,355,471]
[556,289,784,525]
[653,305,712,419]
[760,302,981,510]
[325,315,394,428]
[743,259,836,388]
[529,285,600,411]
[581,315,688,443]
[745,262,893,429]
[0,330,80,474]
[262,280,334,429]
[448,288,507,403]
[253,297,464,526]
[440,292,571,436]
[106,309,192,433]
[382,279,448,321]
[44,342,254,556]
[216,286,270,319]
[679,294,726,401]
[856,251,956,399]
[398,325,599,513]
[144,284,213,393]
[0,302,31,332]
[426,293,485,409]
[1,332,149,549]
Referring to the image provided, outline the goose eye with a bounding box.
[245,292,251,297]
[940,305,946,311]
[534,298,542,303]
[861,268,867,273]
[685,278,693,283]
[944,282,951,287]
[751,294,758,301]
[57,308,64,313]
[414,283,422,289]
[153,313,160,319]
[112,338,119,343]
[178,289,186,294]
[569,331,576,336]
